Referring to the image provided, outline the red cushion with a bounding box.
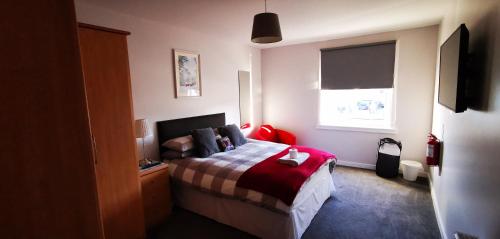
[276,129,297,145]
[240,123,251,129]
[254,125,278,142]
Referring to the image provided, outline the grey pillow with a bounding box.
[218,124,247,147]
[191,128,220,157]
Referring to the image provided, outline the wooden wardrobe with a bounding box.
[2,1,144,238]
[78,23,145,239]
[1,1,105,238]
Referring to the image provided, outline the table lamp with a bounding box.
[135,119,152,167]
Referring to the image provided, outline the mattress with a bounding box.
[172,164,334,239]
[169,139,334,212]
[167,139,336,238]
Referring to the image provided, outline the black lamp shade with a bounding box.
[251,12,282,43]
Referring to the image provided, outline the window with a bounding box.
[319,42,396,131]
[319,88,394,129]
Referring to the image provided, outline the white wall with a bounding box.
[75,1,262,162]
[429,0,500,238]
[261,26,438,168]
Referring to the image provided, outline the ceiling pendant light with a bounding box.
[251,0,282,44]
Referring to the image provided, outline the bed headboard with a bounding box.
[156,113,226,154]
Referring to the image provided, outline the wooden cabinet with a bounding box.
[2,4,145,238]
[78,23,145,239]
[1,2,104,238]
[140,164,172,229]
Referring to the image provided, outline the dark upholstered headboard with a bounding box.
[156,113,226,154]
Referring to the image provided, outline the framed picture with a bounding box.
[173,49,201,97]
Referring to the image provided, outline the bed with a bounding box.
[157,113,336,239]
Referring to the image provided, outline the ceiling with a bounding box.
[78,0,452,48]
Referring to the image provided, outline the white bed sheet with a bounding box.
[172,163,335,239]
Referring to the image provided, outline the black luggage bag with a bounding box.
[375,138,402,178]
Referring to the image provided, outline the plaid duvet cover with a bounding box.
[168,139,331,213]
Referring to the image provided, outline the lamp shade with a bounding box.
[251,12,282,43]
[135,119,152,138]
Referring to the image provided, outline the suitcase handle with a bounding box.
[378,138,402,151]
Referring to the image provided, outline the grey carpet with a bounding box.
[149,166,441,239]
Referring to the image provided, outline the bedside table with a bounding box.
[139,163,172,229]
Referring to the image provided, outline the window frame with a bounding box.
[316,40,399,133]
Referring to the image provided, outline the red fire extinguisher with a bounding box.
[426,134,440,166]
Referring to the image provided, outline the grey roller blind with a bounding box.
[321,41,396,90]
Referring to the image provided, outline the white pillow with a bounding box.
[162,135,194,152]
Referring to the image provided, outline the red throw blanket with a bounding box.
[236,146,335,206]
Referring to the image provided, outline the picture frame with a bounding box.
[173,49,202,97]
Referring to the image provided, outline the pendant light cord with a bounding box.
[265,0,267,12]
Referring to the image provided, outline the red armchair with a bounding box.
[253,124,297,145]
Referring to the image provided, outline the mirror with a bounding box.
[238,71,251,129]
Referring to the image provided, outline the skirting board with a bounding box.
[428,173,447,239]
[337,160,376,170]
[337,160,428,178]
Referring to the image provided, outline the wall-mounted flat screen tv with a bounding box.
[438,24,469,113]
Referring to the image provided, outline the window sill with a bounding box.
[316,125,397,134]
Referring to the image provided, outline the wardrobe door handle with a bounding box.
[92,135,98,165]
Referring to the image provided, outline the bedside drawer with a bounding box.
[140,165,172,229]
[142,170,168,194]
